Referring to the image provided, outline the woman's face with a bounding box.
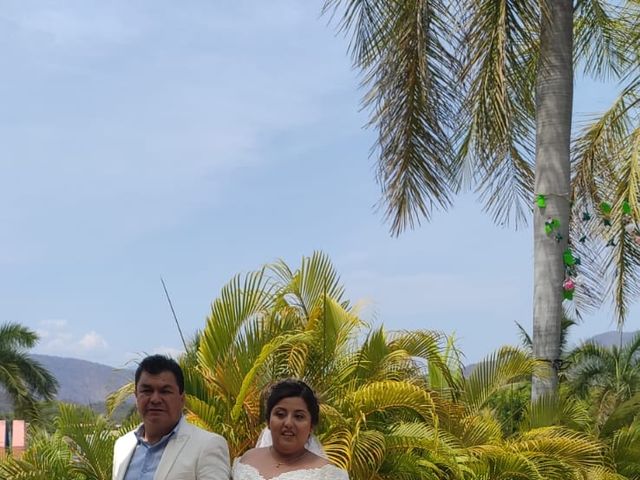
[268,396,313,455]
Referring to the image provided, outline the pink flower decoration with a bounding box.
[563,278,576,291]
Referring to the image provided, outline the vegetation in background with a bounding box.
[108,253,640,479]
[2,253,638,479]
[0,322,58,423]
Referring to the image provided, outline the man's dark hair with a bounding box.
[264,379,320,426]
[134,354,185,393]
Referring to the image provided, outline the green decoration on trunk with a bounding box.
[563,249,576,266]
[563,290,574,300]
[546,219,560,228]
[623,200,631,214]
[600,202,612,214]
[536,194,547,208]
[544,218,561,237]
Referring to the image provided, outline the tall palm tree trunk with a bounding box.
[532,0,574,401]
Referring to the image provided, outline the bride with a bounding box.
[232,379,349,480]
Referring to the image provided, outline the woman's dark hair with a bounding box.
[265,379,320,426]
[135,354,185,393]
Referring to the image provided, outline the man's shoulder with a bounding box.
[113,427,138,455]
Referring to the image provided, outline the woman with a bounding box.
[232,379,349,480]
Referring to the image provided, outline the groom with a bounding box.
[112,354,230,480]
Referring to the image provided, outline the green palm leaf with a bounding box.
[464,346,538,412]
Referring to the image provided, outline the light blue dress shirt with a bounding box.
[123,420,180,480]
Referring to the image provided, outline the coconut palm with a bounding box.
[0,322,58,421]
[323,0,640,401]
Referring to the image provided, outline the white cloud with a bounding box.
[78,331,108,350]
[34,319,109,357]
[38,318,68,329]
[151,346,185,359]
[118,347,185,368]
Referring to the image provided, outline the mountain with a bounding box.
[30,354,133,406]
[585,330,639,348]
[462,329,639,377]
[0,355,133,413]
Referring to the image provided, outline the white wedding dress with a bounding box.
[234,429,349,480]
[232,459,349,480]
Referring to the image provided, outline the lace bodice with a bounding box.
[232,459,349,480]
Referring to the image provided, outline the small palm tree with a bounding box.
[0,403,134,480]
[608,421,640,479]
[0,322,58,421]
[566,332,640,432]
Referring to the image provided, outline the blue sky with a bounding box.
[1,1,638,368]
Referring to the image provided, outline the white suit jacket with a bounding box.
[112,417,230,480]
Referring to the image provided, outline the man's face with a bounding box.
[135,370,185,439]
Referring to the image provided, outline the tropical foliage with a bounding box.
[0,403,135,480]
[2,253,638,479]
[0,322,58,422]
[566,332,640,435]
[109,252,636,479]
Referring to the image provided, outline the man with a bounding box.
[112,354,230,480]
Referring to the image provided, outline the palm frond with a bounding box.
[344,380,437,422]
[510,427,606,470]
[599,392,640,438]
[609,421,640,478]
[574,0,631,78]
[55,403,118,480]
[0,323,38,350]
[455,0,538,227]
[325,0,460,235]
[105,381,134,415]
[350,428,386,478]
[523,393,591,431]
[464,346,537,413]
[198,267,274,374]
[572,92,640,325]
[230,331,311,422]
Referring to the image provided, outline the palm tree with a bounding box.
[566,332,640,432]
[181,252,460,473]
[0,403,135,480]
[608,421,640,479]
[109,252,619,479]
[323,0,640,400]
[0,322,58,421]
